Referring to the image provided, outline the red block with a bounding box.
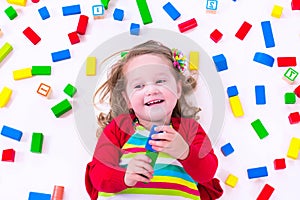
[235,21,252,40]
[291,0,300,10]
[274,158,286,170]
[178,18,197,33]
[294,85,300,98]
[68,32,80,45]
[77,15,89,35]
[23,27,41,45]
[256,184,274,200]
[288,112,300,124]
[2,148,15,162]
[277,57,297,67]
[210,29,223,43]
[32,0,40,3]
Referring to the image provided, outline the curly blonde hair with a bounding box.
[94,40,200,137]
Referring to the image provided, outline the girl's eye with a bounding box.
[134,84,144,89]
[156,79,166,84]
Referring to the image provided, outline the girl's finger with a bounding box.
[134,154,152,163]
[154,125,175,133]
[151,132,173,141]
[149,139,169,148]
[132,174,151,183]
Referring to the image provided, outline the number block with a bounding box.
[206,0,218,14]
[283,67,299,84]
[37,83,51,98]
[225,174,238,188]
[92,5,104,20]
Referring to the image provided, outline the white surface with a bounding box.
[0,0,300,199]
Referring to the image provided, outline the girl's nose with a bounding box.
[145,84,159,96]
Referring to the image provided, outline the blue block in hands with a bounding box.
[145,125,162,152]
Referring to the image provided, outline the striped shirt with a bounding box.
[98,123,201,200]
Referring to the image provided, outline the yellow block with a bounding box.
[6,0,27,6]
[0,86,12,108]
[287,137,300,159]
[0,42,13,63]
[225,174,238,188]
[86,56,96,76]
[189,51,199,71]
[271,5,283,18]
[229,96,244,117]
[13,68,32,80]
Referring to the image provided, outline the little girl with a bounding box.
[85,40,223,200]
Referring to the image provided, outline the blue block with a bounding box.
[1,125,23,141]
[130,23,140,35]
[38,6,50,20]
[113,8,124,21]
[247,166,268,179]
[227,85,238,97]
[255,85,266,105]
[28,192,51,200]
[92,5,104,16]
[62,4,81,16]
[163,2,181,21]
[220,143,234,156]
[212,54,228,72]
[253,52,274,67]
[51,49,71,62]
[261,21,275,48]
[145,125,162,152]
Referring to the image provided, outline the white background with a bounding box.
[1,0,300,199]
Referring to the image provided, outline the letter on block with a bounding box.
[37,83,51,98]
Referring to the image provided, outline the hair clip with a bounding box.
[172,48,186,73]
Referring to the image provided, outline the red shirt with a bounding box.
[85,113,220,200]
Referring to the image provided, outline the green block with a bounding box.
[284,68,299,82]
[5,6,18,20]
[285,92,296,104]
[31,66,51,75]
[0,42,13,63]
[63,83,77,97]
[146,150,158,168]
[136,0,153,25]
[101,0,110,9]
[51,99,72,118]
[31,132,44,153]
[251,119,269,139]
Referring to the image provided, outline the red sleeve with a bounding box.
[85,116,132,200]
[176,118,218,184]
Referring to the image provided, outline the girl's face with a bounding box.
[122,54,182,125]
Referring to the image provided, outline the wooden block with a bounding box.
[13,68,32,80]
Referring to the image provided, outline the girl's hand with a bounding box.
[149,125,189,160]
[124,154,154,187]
